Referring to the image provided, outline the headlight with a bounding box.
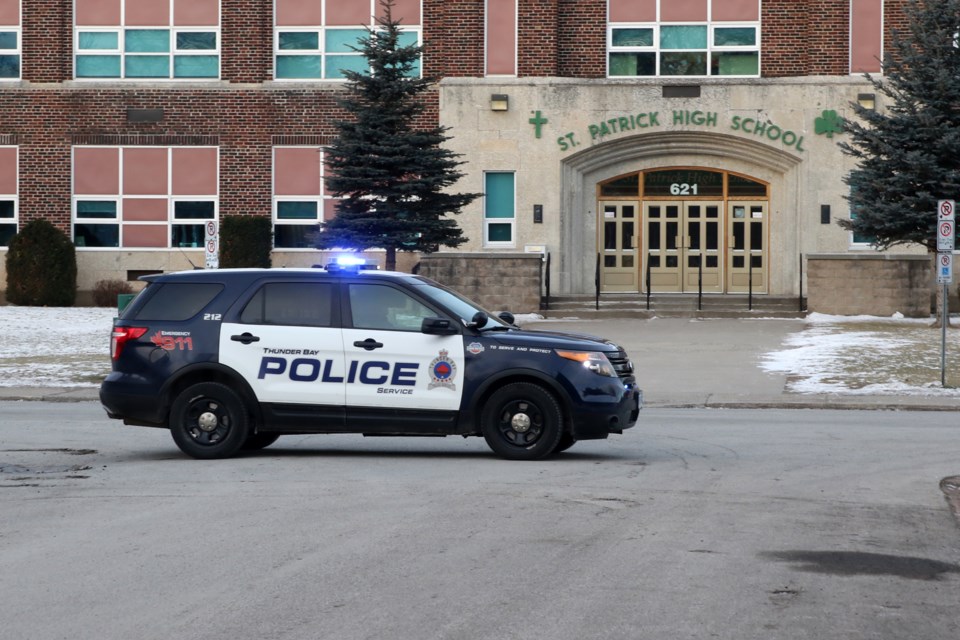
[555,350,617,377]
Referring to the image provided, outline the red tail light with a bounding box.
[111,326,148,360]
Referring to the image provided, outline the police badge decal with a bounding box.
[428,349,458,390]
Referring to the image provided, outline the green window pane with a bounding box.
[660,51,707,76]
[0,54,18,77]
[276,55,322,79]
[278,32,319,50]
[76,55,121,77]
[712,52,759,76]
[325,29,366,53]
[609,52,655,76]
[0,201,14,217]
[0,32,17,49]
[125,30,170,53]
[74,223,119,247]
[176,32,216,50]
[174,201,215,219]
[0,224,14,246]
[126,55,170,78]
[277,201,318,220]
[397,31,419,48]
[714,27,756,47]
[487,223,512,243]
[325,54,367,79]
[484,172,514,219]
[174,55,218,78]
[660,25,707,50]
[274,224,319,248]
[78,32,118,50]
[172,224,204,247]
[76,201,117,218]
[612,28,653,47]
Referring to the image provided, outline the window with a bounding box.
[133,283,224,321]
[0,28,19,79]
[241,282,335,327]
[484,172,515,246]
[0,145,16,245]
[273,146,336,248]
[348,283,435,331]
[607,0,760,77]
[74,0,220,80]
[72,146,219,249]
[274,0,421,80]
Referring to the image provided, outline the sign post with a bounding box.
[937,200,955,386]
[204,220,219,269]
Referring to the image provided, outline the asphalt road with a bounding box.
[1,402,958,640]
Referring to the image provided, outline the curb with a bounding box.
[941,477,960,529]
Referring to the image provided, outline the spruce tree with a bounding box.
[316,0,477,271]
[840,0,960,250]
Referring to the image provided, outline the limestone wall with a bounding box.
[806,254,933,317]
[418,253,544,314]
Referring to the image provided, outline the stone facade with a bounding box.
[806,254,933,318]
[418,253,544,314]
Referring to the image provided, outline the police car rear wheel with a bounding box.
[170,382,250,459]
[481,382,563,460]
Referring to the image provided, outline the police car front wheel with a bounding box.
[481,382,564,460]
[170,382,251,459]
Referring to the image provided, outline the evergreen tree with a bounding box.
[316,0,477,271]
[840,0,960,250]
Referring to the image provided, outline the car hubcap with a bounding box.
[197,411,219,432]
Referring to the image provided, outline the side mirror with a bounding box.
[421,317,459,336]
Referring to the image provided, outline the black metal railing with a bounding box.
[594,253,600,310]
[645,263,651,311]
[542,252,551,311]
[697,258,703,311]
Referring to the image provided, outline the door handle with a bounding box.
[354,339,384,351]
[231,332,260,345]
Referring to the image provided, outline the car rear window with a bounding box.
[129,283,224,321]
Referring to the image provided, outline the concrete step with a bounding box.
[539,294,807,319]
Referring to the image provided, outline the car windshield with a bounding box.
[411,280,510,329]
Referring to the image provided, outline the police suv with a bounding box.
[100,266,641,460]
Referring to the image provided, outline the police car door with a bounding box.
[219,280,346,429]
[342,281,464,432]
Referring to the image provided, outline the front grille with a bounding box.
[608,349,634,380]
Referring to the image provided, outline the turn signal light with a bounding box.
[111,326,148,360]
[555,350,617,377]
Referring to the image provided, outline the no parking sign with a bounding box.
[205,221,219,269]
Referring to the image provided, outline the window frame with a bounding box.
[607,21,760,78]
[73,1,221,82]
[483,170,516,248]
[0,25,20,81]
[272,23,422,82]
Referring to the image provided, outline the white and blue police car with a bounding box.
[100,265,641,460]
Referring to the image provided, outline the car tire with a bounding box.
[552,432,576,454]
[170,382,251,459]
[481,382,563,460]
[242,433,280,451]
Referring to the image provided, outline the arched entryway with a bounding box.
[598,168,769,294]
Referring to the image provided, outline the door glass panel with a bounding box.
[622,222,634,249]
[688,255,700,268]
[604,221,617,250]
[750,221,763,250]
[687,205,701,219]
[666,256,678,268]
[604,255,617,267]
[706,222,718,250]
[688,222,700,249]
[706,256,718,268]
[622,205,635,219]
[666,206,679,219]
[622,255,634,268]
[706,205,719,218]
[751,255,763,268]
[648,255,661,268]
[648,221,661,248]
[733,256,744,268]
[666,222,678,249]
[648,206,661,219]
[732,222,744,250]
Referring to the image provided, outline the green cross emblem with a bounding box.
[529,111,548,139]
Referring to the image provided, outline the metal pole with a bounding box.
[646,263,651,311]
[544,252,551,311]
[748,259,753,311]
[698,258,703,311]
[942,282,948,387]
[595,253,600,311]
[799,253,804,313]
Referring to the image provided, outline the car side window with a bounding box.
[131,283,224,321]
[348,283,435,331]
[240,282,335,327]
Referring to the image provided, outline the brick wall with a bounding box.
[557,0,605,78]
[807,254,933,317]
[418,253,544,314]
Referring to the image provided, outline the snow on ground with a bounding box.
[0,306,116,387]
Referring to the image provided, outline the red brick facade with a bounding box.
[2,0,910,235]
